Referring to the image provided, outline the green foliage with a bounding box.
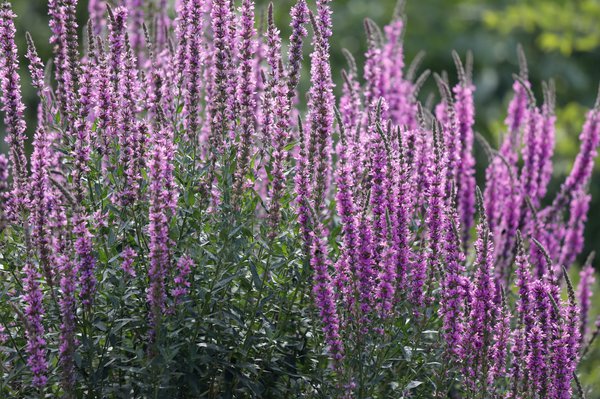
[0,118,327,397]
[484,0,600,55]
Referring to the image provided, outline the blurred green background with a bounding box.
[3,0,600,393]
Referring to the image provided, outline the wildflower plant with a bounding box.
[0,0,599,398]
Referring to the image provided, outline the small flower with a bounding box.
[121,247,137,278]
[172,255,194,302]
[0,324,8,344]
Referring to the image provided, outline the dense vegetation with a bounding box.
[0,0,599,398]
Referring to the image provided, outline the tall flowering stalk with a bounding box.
[0,2,28,218]
[435,76,461,201]
[552,95,600,211]
[368,105,391,304]
[512,233,533,390]
[29,126,55,302]
[371,115,397,317]
[172,256,194,304]
[74,214,97,308]
[294,120,312,249]
[527,279,552,395]
[485,70,530,280]
[89,0,106,35]
[147,123,175,341]
[559,190,591,268]
[287,0,309,103]
[25,33,48,100]
[233,0,256,197]
[520,105,542,211]
[126,0,144,54]
[58,252,77,393]
[92,36,114,162]
[306,8,335,212]
[334,112,358,309]
[537,83,556,201]
[0,153,7,229]
[119,42,145,204]
[362,20,383,110]
[452,53,476,247]
[209,0,234,156]
[549,270,580,399]
[22,261,48,387]
[484,74,528,237]
[488,290,511,384]
[309,223,344,365]
[110,8,144,205]
[296,0,343,369]
[409,125,433,308]
[72,44,94,203]
[265,4,292,234]
[462,189,497,391]
[181,0,204,143]
[577,259,595,340]
[423,125,448,301]
[391,127,412,293]
[439,203,466,358]
[48,0,80,117]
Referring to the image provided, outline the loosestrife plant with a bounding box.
[0,0,599,398]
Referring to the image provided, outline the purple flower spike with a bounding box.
[209,0,235,156]
[126,0,144,54]
[48,0,80,116]
[147,124,176,340]
[577,260,595,340]
[527,323,547,394]
[463,189,496,386]
[0,3,28,218]
[172,256,194,303]
[452,55,476,246]
[552,97,600,211]
[74,214,97,309]
[58,253,77,392]
[307,7,335,212]
[89,0,106,35]
[309,225,344,366]
[287,0,309,101]
[559,190,591,268]
[537,88,556,201]
[520,106,543,210]
[121,247,137,278]
[334,116,359,309]
[29,127,54,290]
[0,153,7,192]
[489,291,511,384]
[22,262,48,387]
[25,33,46,95]
[439,205,467,358]
[181,0,205,142]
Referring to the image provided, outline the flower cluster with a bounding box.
[292,6,600,397]
[0,0,597,397]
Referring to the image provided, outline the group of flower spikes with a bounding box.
[292,3,600,399]
[0,0,309,390]
[0,0,599,397]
